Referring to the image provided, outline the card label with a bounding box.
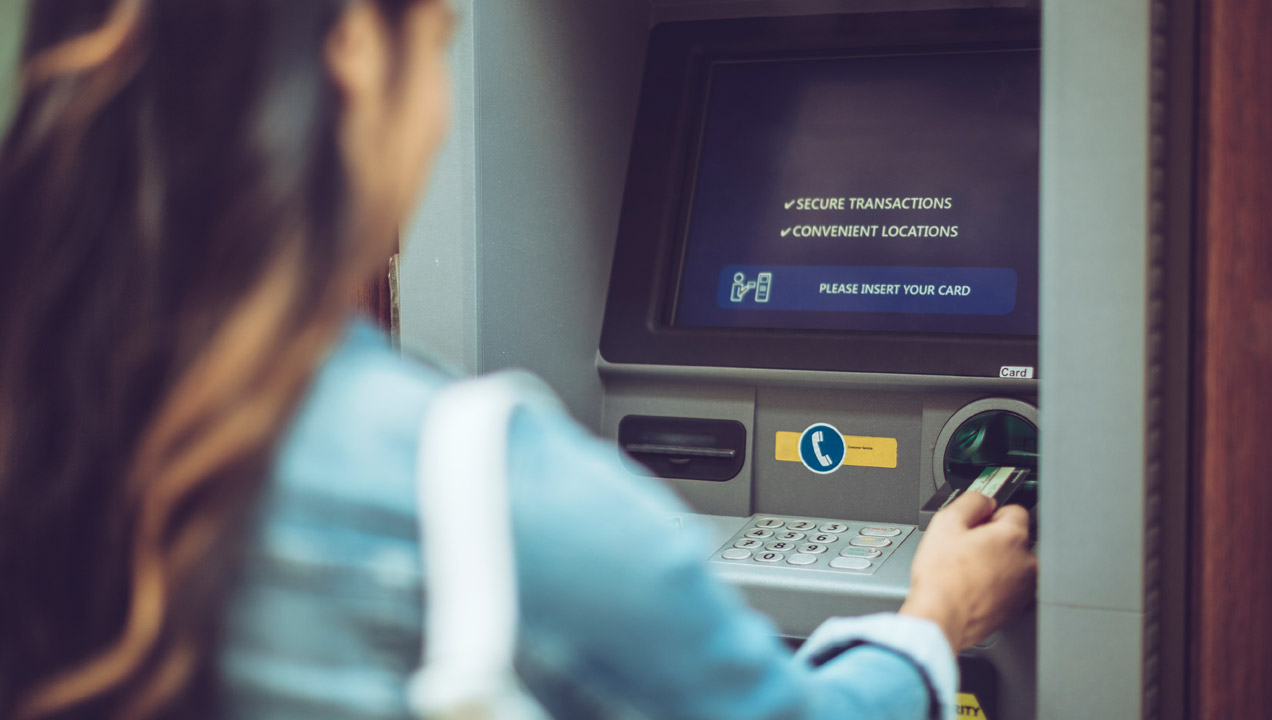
[1000,366,1035,379]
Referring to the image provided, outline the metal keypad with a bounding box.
[711,515,915,575]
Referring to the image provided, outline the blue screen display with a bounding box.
[674,50,1040,336]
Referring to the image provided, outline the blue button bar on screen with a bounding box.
[716,266,1018,315]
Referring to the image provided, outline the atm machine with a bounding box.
[597,9,1040,718]
[399,1,1193,718]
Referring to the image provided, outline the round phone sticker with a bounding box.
[798,423,846,475]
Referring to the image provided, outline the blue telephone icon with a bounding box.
[798,423,845,475]
[811,430,833,468]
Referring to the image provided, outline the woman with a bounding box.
[0,1,1036,719]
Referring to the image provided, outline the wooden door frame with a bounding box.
[1193,0,1272,717]
[353,238,399,334]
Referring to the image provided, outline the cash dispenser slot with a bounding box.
[618,415,746,482]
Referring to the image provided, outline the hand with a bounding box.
[899,491,1036,652]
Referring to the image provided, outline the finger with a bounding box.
[989,503,1031,532]
[982,508,1031,547]
[937,490,998,528]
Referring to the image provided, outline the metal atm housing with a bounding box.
[397,1,1194,718]
[597,9,1041,717]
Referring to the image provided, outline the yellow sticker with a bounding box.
[774,431,898,469]
[956,692,988,718]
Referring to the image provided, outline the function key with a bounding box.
[776,531,807,542]
[721,549,753,560]
[733,538,764,550]
[787,554,818,566]
[839,546,882,559]
[810,533,839,544]
[796,543,828,554]
[745,528,775,540]
[755,552,783,563]
[819,522,850,534]
[765,541,795,552]
[849,537,892,548]
[787,521,817,531]
[754,518,786,529]
[859,527,903,538]
[830,557,873,570]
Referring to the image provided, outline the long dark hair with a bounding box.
[0,0,422,718]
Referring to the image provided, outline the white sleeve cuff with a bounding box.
[795,613,959,720]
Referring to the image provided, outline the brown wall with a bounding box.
[1194,0,1272,716]
[353,263,394,333]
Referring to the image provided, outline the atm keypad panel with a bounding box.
[712,515,915,576]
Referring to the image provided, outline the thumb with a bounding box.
[939,489,998,528]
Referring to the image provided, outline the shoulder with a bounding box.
[271,321,451,523]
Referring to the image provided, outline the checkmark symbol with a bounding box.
[785,200,797,210]
[781,228,793,237]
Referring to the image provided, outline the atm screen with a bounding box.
[672,50,1040,337]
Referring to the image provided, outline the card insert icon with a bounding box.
[730,271,773,303]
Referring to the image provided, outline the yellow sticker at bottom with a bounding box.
[774,431,898,469]
[956,692,988,718]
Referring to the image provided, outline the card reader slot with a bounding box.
[931,399,1040,533]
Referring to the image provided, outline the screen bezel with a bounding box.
[599,9,1041,377]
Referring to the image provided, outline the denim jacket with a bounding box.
[221,322,958,720]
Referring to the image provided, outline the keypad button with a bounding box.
[755,552,783,563]
[849,537,892,548]
[745,528,775,539]
[775,531,806,542]
[838,546,882,559]
[796,543,828,554]
[722,549,753,560]
[787,521,817,531]
[765,541,795,552]
[787,554,819,566]
[810,533,839,544]
[830,557,873,570]
[819,522,850,534]
[859,526,902,538]
[754,518,785,529]
[734,538,764,550]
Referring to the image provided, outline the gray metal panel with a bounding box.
[598,355,1040,393]
[1039,1,1154,718]
[984,612,1039,720]
[1038,605,1144,720]
[1039,0,1150,614]
[400,0,480,374]
[755,388,927,524]
[399,0,649,425]
[471,0,649,429]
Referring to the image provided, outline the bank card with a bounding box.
[966,465,1030,504]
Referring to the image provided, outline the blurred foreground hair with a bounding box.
[0,0,421,718]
